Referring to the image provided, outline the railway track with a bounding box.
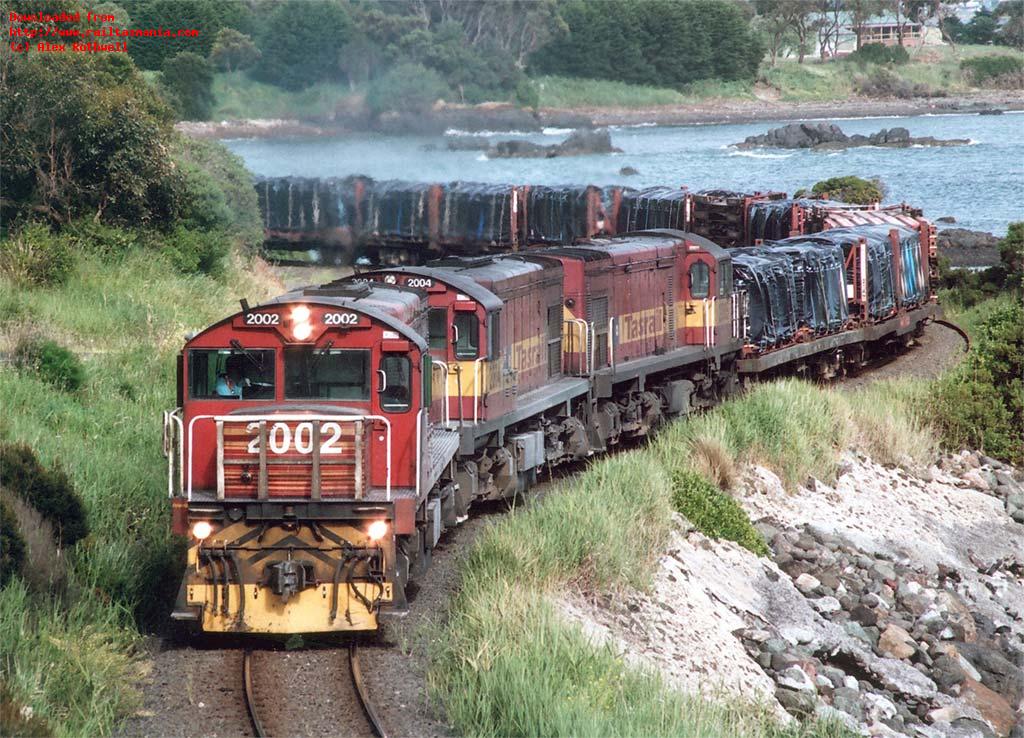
[242,645,387,738]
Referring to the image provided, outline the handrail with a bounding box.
[187,413,393,501]
[608,317,616,368]
[565,318,590,375]
[164,408,185,499]
[414,408,424,499]
[472,357,486,424]
[431,360,450,426]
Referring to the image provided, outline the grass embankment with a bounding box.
[206,44,1021,121]
[429,378,942,738]
[535,45,1022,108]
[0,250,279,736]
[211,70,359,120]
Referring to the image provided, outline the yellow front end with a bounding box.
[178,521,392,634]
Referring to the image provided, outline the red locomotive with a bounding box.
[164,227,938,634]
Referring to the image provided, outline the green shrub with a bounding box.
[514,78,540,110]
[170,135,263,248]
[13,338,86,394]
[0,498,26,586]
[153,226,230,277]
[671,470,769,555]
[855,68,932,99]
[930,300,1024,464]
[366,62,451,115]
[849,43,910,66]
[0,443,89,547]
[0,224,76,287]
[811,176,883,205]
[961,54,1024,85]
[63,219,142,259]
[160,51,215,121]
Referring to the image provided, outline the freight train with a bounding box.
[164,219,939,634]
[255,176,929,263]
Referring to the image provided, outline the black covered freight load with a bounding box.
[524,185,601,243]
[364,180,439,243]
[731,248,799,349]
[256,177,351,233]
[819,225,927,312]
[440,182,519,248]
[762,239,849,334]
[616,186,689,232]
[806,226,898,319]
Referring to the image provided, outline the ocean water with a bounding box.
[226,112,1024,235]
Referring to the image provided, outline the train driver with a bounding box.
[216,355,250,399]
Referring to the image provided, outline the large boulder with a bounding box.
[488,128,622,158]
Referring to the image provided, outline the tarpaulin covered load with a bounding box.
[615,186,689,232]
[524,185,599,243]
[364,180,438,242]
[731,247,799,348]
[748,199,800,242]
[762,239,849,334]
[822,225,927,309]
[440,182,518,246]
[256,177,350,232]
[804,226,902,319]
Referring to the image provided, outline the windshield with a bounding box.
[189,349,275,400]
[285,347,370,400]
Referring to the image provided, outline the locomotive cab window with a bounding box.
[719,261,734,297]
[453,312,479,359]
[379,354,412,413]
[189,349,275,400]
[689,262,711,299]
[285,347,369,400]
[428,308,448,350]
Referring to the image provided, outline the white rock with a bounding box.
[863,692,897,721]
[843,676,860,690]
[778,665,816,692]
[794,573,821,594]
[812,596,842,614]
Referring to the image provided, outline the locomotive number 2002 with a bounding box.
[245,422,345,455]
[324,312,359,326]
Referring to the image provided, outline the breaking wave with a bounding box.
[727,150,794,159]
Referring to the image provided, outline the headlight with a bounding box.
[290,305,311,323]
[191,521,214,540]
[292,321,313,341]
[367,520,388,542]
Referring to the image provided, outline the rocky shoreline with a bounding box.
[560,449,1024,737]
[175,91,1024,140]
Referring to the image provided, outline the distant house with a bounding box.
[857,20,923,47]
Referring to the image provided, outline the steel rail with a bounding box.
[242,650,266,738]
[349,644,388,738]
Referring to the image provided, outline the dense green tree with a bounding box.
[996,1,1024,49]
[252,0,352,90]
[530,0,762,88]
[0,51,180,227]
[161,51,214,120]
[120,0,248,70]
[530,1,655,84]
[365,62,450,115]
[209,27,260,73]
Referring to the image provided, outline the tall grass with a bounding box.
[0,581,142,738]
[0,248,280,735]
[534,75,688,108]
[212,71,359,120]
[428,379,928,737]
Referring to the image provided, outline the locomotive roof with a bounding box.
[424,254,563,296]
[544,229,730,263]
[357,264,504,313]
[261,281,429,350]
